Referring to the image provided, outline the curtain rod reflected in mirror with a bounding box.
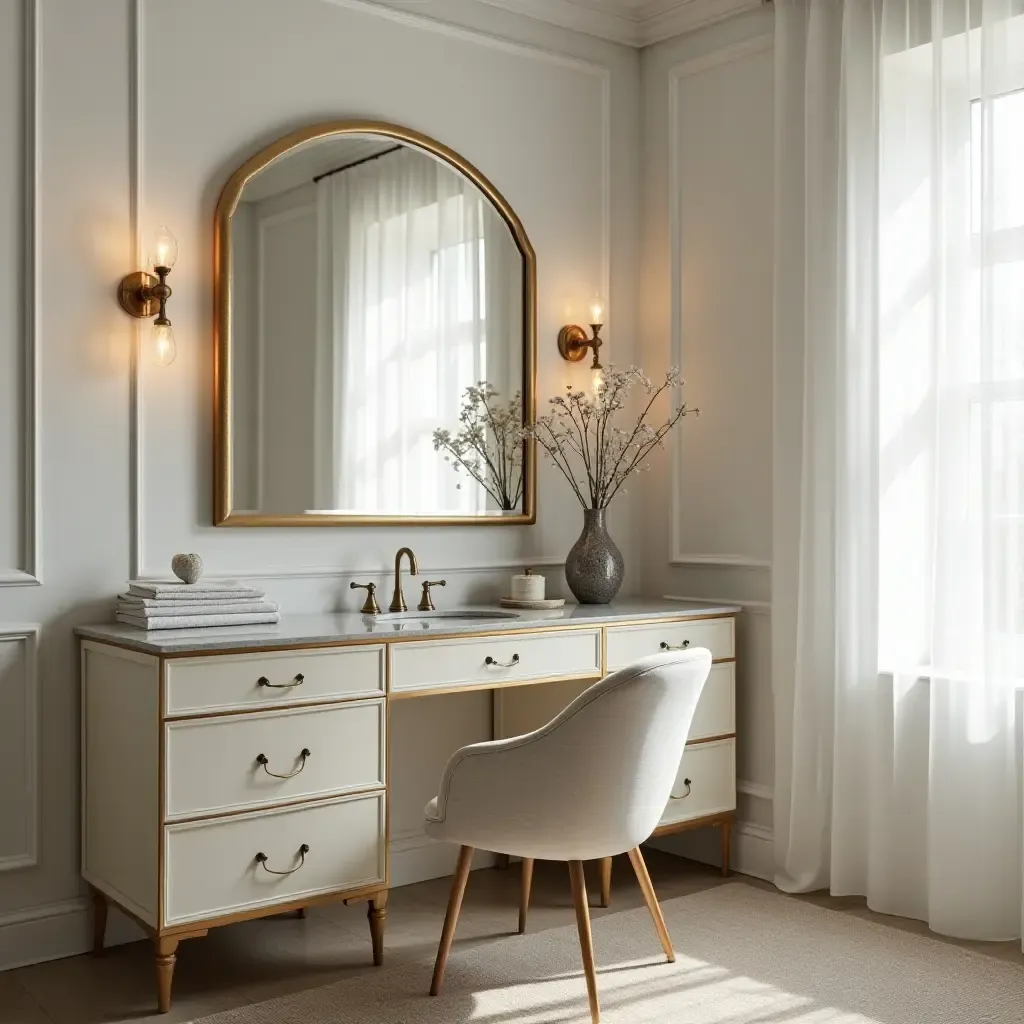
[212,121,537,527]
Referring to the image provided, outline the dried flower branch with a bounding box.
[525,366,696,509]
[433,383,524,511]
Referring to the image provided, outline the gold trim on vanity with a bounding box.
[83,611,738,1012]
[212,120,538,528]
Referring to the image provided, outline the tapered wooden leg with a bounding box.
[598,856,612,908]
[721,819,732,878]
[430,845,474,996]
[368,890,388,966]
[296,906,308,919]
[90,887,108,956]
[518,857,534,934]
[627,847,674,962]
[568,860,600,1024]
[154,936,179,1014]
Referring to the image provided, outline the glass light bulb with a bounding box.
[150,226,178,270]
[153,322,177,366]
[592,366,605,395]
[589,293,605,325]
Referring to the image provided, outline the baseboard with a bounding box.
[388,832,497,888]
[0,896,145,972]
[647,820,774,882]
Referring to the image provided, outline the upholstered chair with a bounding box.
[423,648,712,1024]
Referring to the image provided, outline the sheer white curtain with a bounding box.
[774,0,1024,946]
[314,147,508,514]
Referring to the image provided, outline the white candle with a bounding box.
[511,570,545,602]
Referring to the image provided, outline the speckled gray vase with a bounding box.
[564,508,624,604]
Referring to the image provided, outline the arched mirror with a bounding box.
[213,121,536,526]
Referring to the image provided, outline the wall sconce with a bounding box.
[118,226,178,366]
[557,295,605,370]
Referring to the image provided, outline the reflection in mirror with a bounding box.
[225,131,528,520]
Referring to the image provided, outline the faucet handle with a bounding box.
[350,581,381,615]
[417,579,447,612]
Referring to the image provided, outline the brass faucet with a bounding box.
[389,547,419,612]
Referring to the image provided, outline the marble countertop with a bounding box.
[75,599,740,656]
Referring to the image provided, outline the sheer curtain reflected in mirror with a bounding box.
[227,134,524,518]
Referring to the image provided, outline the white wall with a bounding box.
[638,7,776,878]
[0,0,640,969]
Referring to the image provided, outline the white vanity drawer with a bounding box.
[164,645,385,717]
[606,616,734,668]
[689,663,735,741]
[164,699,385,821]
[163,792,386,926]
[390,628,602,695]
[658,738,735,828]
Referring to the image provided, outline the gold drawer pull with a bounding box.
[485,654,520,668]
[660,640,691,651]
[671,778,692,800]
[255,844,309,876]
[257,672,305,689]
[256,748,311,779]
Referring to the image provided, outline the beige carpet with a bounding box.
[193,884,1023,1023]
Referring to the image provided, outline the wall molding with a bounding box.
[389,830,497,888]
[737,778,773,802]
[130,0,612,581]
[462,0,764,46]
[0,895,143,972]
[0,625,40,873]
[332,0,621,74]
[671,554,771,570]
[667,32,773,574]
[1,0,41,588]
[649,816,773,881]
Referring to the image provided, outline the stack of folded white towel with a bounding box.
[115,580,281,630]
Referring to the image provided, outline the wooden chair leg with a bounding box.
[430,845,474,996]
[368,890,388,966]
[568,860,601,1024]
[518,857,534,934]
[627,847,674,962]
[154,936,179,1014]
[90,887,108,956]
[721,819,732,877]
[598,856,612,908]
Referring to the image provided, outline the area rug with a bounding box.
[192,883,1023,1023]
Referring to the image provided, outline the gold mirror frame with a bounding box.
[213,120,537,527]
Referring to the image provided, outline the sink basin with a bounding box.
[367,609,521,630]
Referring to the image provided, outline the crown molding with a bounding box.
[455,0,765,46]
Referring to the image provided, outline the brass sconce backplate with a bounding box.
[557,324,589,362]
[118,271,160,319]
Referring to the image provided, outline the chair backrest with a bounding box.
[518,648,712,857]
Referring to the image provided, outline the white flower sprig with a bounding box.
[432,383,524,511]
[526,366,696,509]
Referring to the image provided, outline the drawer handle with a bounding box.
[660,640,691,651]
[255,843,310,876]
[255,748,311,779]
[485,654,520,668]
[257,672,305,689]
[671,778,692,800]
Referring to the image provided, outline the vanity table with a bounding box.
[76,598,737,1011]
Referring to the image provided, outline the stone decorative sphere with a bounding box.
[171,553,204,585]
